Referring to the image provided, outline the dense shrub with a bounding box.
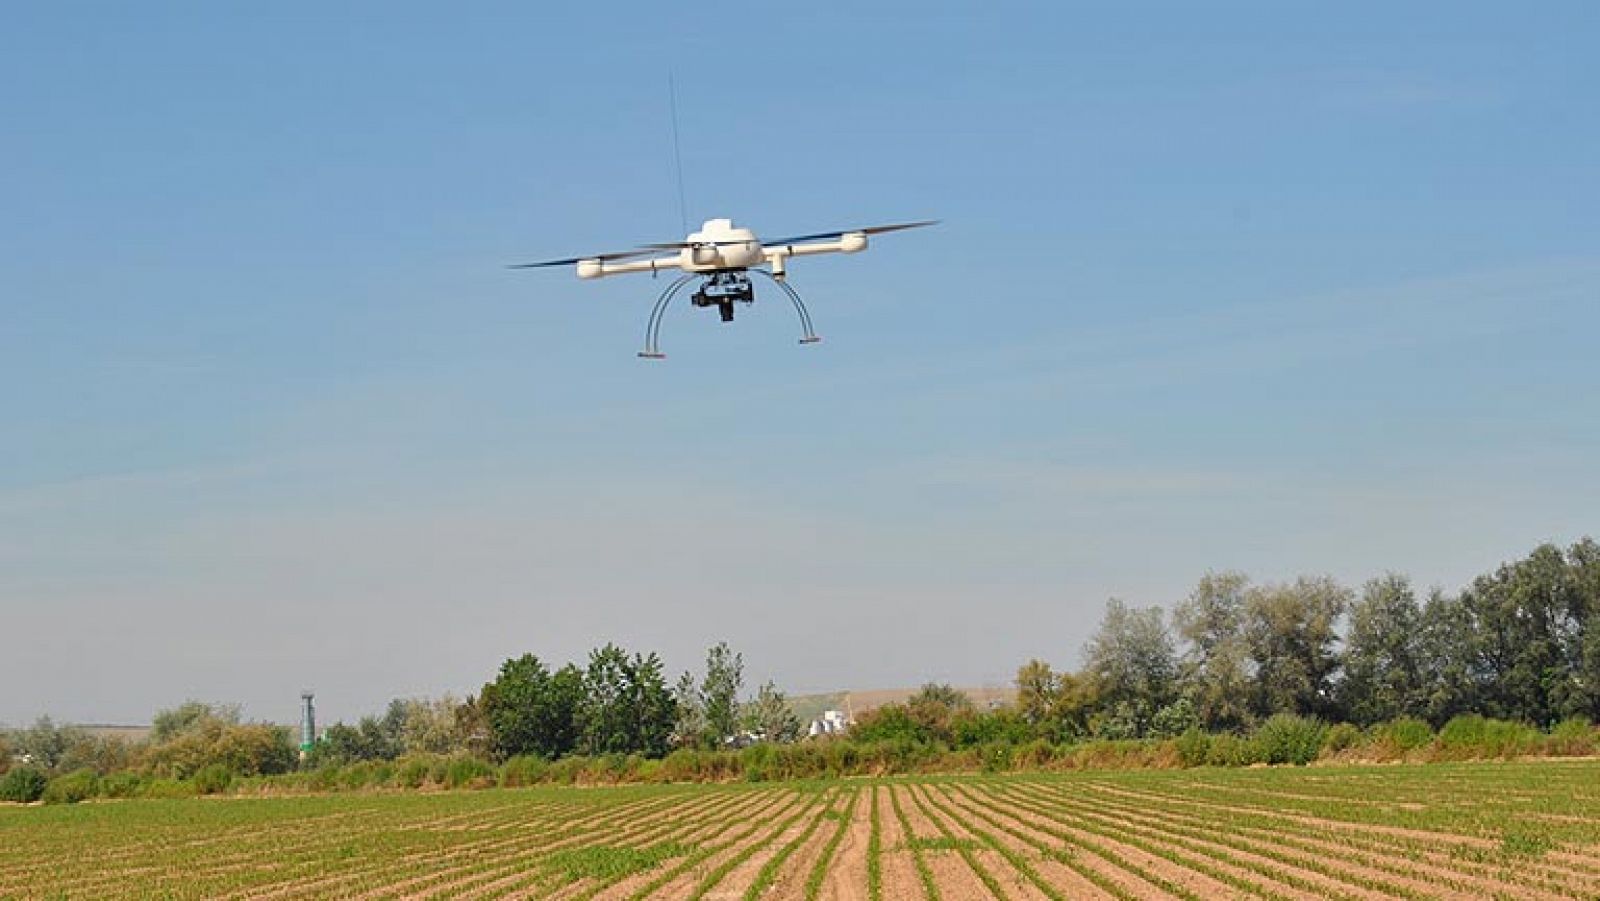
[192,763,234,795]
[139,778,196,799]
[395,754,438,789]
[141,721,296,779]
[1435,715,1540,760]
[99,772,145,799]
[500,754,549,787]
[1320,722,1362,756]
[1371,717,1434,759]
[1253,714,1326,766]
[1204,733,1261,767]
[0,766,49,803]
[976,741,1014,773]
[1013,738,1057,769]
[952,709,1034,748]
[1545,718,1596,757]
[443,756,496,789]
[1175,728,1211,767]
[41,769,100,805]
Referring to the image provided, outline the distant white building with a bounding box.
[808,709,850,737]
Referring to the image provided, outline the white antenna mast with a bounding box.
[668,71,689,235]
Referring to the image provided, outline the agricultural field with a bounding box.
[3,761,1599,899]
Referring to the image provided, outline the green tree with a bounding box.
[140,720,295,778]
[579,644,634,756]
[1242,576,1348,720]
[671,670,705,749]
[1174,572,1255,732]
[13,717,86,774]
[624,652,676,757]
[1341,573,1427,726]
[1417,589,1478,726]
[700,642,744,747]
[744,681,802,744]
[151,702,240,743]
[577,645,676,757]
[1085,598,1178,737]
[398,696,467,755]
[1014,659,1059,725]
[906,683,974,744]
[479,654,581,760]
[1459,541,1595,725]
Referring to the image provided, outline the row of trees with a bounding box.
[1001,539,1600,741]
[309,641,801,767]
[6,538,1596,796]
[0,702,299,798]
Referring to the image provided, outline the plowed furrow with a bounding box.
[995,781,1390,900]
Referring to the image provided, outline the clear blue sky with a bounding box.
[3,3,1597,726]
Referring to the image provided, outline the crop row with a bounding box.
[2,761,1598,898]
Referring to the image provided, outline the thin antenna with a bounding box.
[668,71,689,235]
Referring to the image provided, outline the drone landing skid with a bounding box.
[638,269,820,359]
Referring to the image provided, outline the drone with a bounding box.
[510,218,936,358]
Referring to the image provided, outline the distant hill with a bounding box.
[787,686,1015,723]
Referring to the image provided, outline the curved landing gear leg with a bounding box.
[750,269,820,346]
[639,273,698,359]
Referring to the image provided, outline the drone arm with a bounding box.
[577,255,686,279]
[761,232,867,273]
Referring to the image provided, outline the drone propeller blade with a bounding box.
[638,239,757,250]
[762,219,940,246]
[506,249,656,269]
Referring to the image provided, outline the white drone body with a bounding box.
[512,217,935,358]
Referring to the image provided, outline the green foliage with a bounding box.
[395,754,439,789]
[309,704,407,765]
[1500,827,1555,859]
[1371,716,1434,758]
[395,695,470,756]
[141,720,296,779]
[151,701,239,743]
[1458,540,1598,726]
[500,754,549,787]
[136,777,195,799]
[1341,574,1428,725]
[1174,571,1254,732]
[1175,727,1211,766]
[41,768,99,804]
[12,716,85,773]
[951,708,1032,747]
[577,645,675,757]
[1252,713,1326,765]
[98,772,145,799]
[1546,717,1597,756]
[1436,714,1540,759]
[542,842,690,882]
[0,766,48,803]
[192,763,234,795]
[700,641,744,747]
[743,680,802,744]
[1204,733,1262,767]
[1085,598,1179,737]
[442,756,496,789]
[479,654,582,761]
[1243,577,1348,721]
[1320,722,1362,755]
[1150,697,1200,738]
